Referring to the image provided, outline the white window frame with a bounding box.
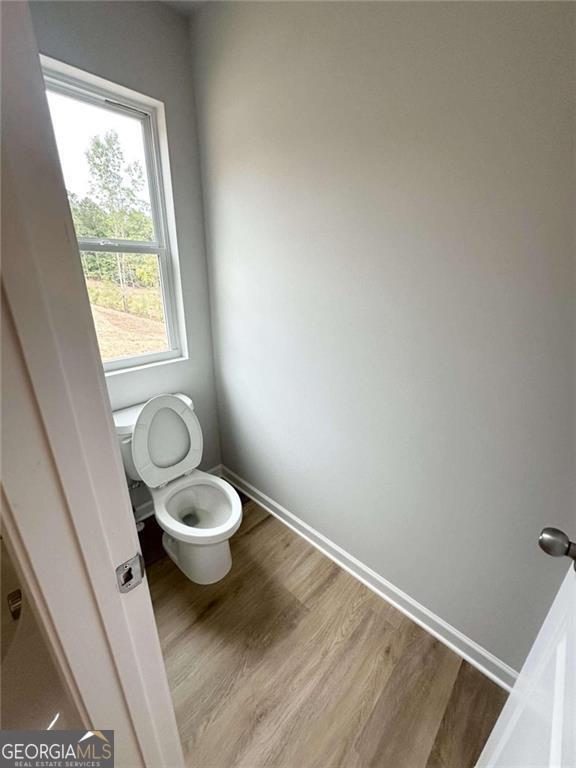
[40,55,186,374]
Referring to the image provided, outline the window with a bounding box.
[43,57,183,372]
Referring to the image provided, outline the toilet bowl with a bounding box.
[113,393,242,584]
[152,470,241,584]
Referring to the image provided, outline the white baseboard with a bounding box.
[218,465,517,692]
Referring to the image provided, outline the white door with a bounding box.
[477,559,575,767]
[1,2,184,765]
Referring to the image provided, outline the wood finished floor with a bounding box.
[148,501,507,768]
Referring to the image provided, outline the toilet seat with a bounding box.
[131,394,203,488]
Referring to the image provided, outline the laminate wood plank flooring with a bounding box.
[148,501,507,768]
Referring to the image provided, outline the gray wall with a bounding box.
[30,0,221,468]
[192,2,575,670]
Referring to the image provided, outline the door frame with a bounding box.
[1,3,184,765]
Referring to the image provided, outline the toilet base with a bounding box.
[162,533,232,585]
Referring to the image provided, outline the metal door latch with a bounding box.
[116,553,145,593]
[539,528,576,571]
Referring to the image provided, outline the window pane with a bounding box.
[81,252,169,362]
[47,90,155,242]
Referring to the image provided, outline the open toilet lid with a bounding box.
[131,394,203,488]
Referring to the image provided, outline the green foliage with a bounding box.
[80,252,160,289]
[86,279,164,322]
[70,130,165,322]
[70,130,154,244]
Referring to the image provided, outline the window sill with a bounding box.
[104,352,188,378]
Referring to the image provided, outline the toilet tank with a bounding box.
[112,401,148,482]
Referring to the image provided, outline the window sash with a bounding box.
[79,247,181,370]
[42,58,183,372]
[76,239,163,254]
[45,79,164,249]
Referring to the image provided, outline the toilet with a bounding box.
[112,393,242,585]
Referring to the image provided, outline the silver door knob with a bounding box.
[539,527,576,570]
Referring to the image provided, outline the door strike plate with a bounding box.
[116,553,145,593]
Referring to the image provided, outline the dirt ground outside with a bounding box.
[91,304,168,361]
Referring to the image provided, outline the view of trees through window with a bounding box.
[47,89,170,363]
[71,129,168,360]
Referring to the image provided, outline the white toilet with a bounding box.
[113,393,242,585]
